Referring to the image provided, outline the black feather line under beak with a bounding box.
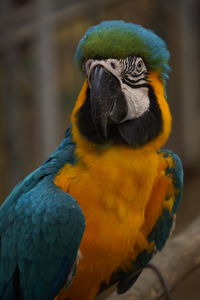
[89,65,127,141]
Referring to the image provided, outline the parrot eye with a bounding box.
[120,56,147,85]
[132,57,146,75]
[120,56,147,78]
[136,60,143,72]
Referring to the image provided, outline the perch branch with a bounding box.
[96,217,200,300]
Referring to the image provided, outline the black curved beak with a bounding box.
[89,65,127,141]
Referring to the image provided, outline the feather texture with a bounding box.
[75,20,170,79]
[100,149,183,294]
[0,128,85,300]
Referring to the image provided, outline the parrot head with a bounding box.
[72,20,172,150]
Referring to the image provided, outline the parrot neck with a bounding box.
[71,75,171,157]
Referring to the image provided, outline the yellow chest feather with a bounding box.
[54,147,158,276]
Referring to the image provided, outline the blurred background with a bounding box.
[0,0,199,299]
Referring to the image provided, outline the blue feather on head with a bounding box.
[75,20,171,80]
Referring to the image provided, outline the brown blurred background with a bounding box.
[0,0,200,299]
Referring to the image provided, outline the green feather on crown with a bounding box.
[75,20,171,79]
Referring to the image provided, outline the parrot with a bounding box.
[0,20,183,300]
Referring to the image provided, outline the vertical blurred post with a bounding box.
[0,0,12,12]
[0,0,23,198]
[180,0,200,166]
[35,0,60,159]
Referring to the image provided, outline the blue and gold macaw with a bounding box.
[0,20,183,300]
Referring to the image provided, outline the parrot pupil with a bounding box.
[137,61,142,70]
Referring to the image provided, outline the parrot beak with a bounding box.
[89,65,127,141]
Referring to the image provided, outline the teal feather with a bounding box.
[75,20,170,80]
[0,127,85,300]
[148,209,173,251]
[163,150,183,213]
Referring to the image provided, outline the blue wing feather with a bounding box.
[0,127,85,300]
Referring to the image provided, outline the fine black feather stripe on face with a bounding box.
[125,70,147,78]
[122,76,147,85]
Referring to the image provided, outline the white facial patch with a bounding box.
[85,56,150,121]
[121,84,149,122]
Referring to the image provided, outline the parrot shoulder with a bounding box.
[0,127,85,300]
